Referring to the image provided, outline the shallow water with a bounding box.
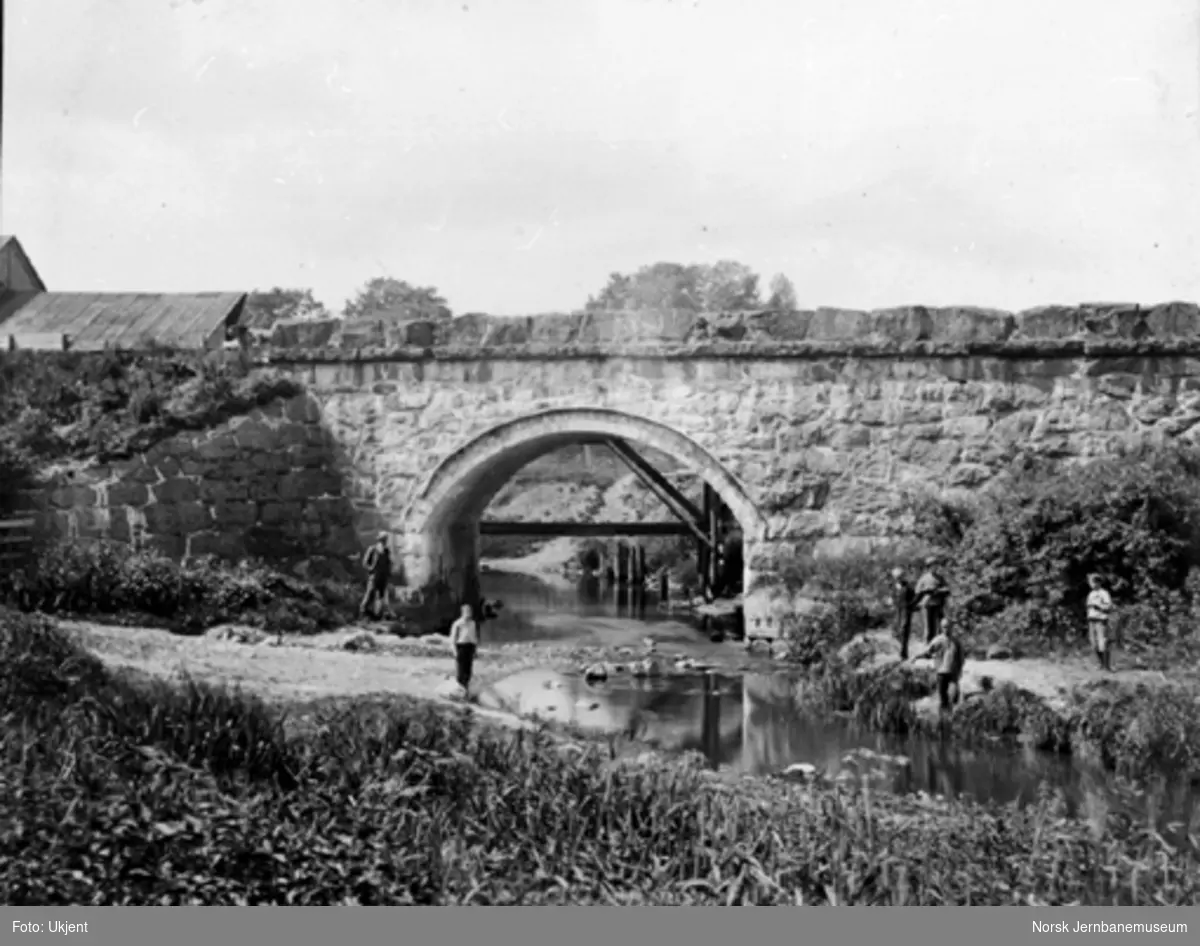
[477,567,1200,839]
[478,570,740,645]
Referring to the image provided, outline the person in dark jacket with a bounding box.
[359,533,392,621]
[914,557,950,644]
[891,566,916,659]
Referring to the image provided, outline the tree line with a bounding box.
[244,262,798,331]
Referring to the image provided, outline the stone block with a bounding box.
[213,500,258,529]
[233,420,277,451]
[50,485,97,509]
[145,533,186,560]
[1143,301,1200,338]
[174,502,210,533]
[154,477,199,505]
[201,479,250,504]
[807,307,870,341]
[259,501,304,526]
[75,507,110,538]
[156,456,182,478]
[106,481,149,508]
[1014,305,1084,339]
[109,509,134,543]
[1079,303,1145,338]
[928,307,1015,344]
[274,424,310,450]
[247,479,281,503]
[143,504,181,536]
[188,531,246,561]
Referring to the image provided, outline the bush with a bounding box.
[0,348,302,463]
[0,541,357,634]
[908,445,1200,657]
[3,610,1199,905]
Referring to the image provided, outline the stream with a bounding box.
[479,569,1200,841]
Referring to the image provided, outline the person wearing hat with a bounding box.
[914,556,950,645]
[1085,572,1114,671]
[359,532,393,621]
[890,566,916,659]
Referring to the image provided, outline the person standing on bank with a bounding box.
[359,533,392,622]
[449,603,479,692]
[891,567,916,659]
[909,623,965,715]
[914,557,950,644]
[1086,573,1114,671]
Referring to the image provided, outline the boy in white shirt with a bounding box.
[1086,573,1114,671]
[449,603,480,691]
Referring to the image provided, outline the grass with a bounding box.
[1,541,362,635]
[791,652,1200,784]
[3,608,1199,905]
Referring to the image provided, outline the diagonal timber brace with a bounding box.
[603,438,714,550]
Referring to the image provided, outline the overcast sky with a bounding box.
[5,0,1200,315]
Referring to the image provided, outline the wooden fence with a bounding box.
[0,517,34,573]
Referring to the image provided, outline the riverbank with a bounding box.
[5,608,1200,905]
[59,610,1200,786]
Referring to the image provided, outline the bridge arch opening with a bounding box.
[399,408,768,627]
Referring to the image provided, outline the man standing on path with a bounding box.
[359,533,392,622]
[1086,573,1114,671]
[914,557,950,644]
[909,624,965,715]
[891,566,916,659]
[449,603,480,693]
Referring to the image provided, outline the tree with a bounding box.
[242,288,330,330]
[342,277,452,321]
[767,273,798,311]
[584,260,763,312]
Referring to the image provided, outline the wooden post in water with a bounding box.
[637,545,646,589]
[704,484,720,600]
[617,542,629,586]
[659,570,669,602]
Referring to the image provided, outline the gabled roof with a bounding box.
[0,235,47,292]
[0,292,248,350]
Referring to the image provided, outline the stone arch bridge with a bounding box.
[263,301,1200,639]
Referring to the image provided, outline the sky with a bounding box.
[5,0,1200,315]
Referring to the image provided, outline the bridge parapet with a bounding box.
[259,302,1200,362]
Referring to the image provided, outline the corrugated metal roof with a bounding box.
[0,292,247,350]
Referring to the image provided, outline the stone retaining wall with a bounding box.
[29,394,363,580]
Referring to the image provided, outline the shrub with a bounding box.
[0,348,302,464]
[3,610,1200,905]
[908,445,1200,657]
[0,541,357,634]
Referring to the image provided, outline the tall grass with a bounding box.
[2,609,1198,905]
[1,541,359,634]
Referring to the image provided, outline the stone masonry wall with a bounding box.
[29,394,363,581]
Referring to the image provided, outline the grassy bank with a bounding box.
[1,540,362,635]
[793,651,1200,784]
[3,609,1199,905]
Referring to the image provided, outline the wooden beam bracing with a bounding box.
[603,438,713,549]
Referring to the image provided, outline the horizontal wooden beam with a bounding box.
[479,521,691,537]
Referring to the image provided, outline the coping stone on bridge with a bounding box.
[261,302,1200,360]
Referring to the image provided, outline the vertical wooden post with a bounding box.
[636,545,646,587]
[704,484,720,600]
[659,570,669,602]
[617,542,629,586]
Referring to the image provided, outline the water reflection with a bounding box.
[482,666,1199,840]
[479,570,741,644]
